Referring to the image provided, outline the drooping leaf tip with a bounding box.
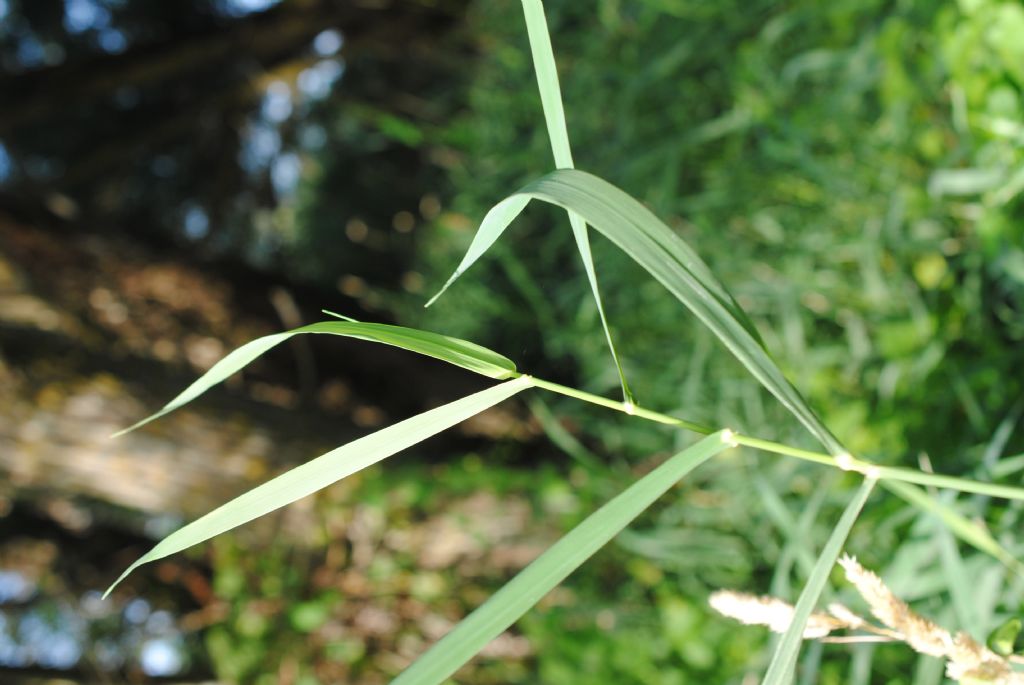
[424,286,447,308]
[109,414,159,439]
[109,421,144,439]
[425,271,464,308]
[102,562,138,600]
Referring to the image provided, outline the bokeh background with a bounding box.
[1,0,1023,683]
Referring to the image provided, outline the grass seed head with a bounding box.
[713,556,1022,683]
[708,590,844,638]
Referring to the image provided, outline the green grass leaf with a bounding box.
[104,376,534,597]
[870,464,1024,501]
[434,0,635,405]
[882,480,1024,575]
[113,320,519,436]
[520,0,574,171]
[433,168,833,453]
[762,477,877,685]
[391,430,733,685]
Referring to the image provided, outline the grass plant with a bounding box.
[108,2,1024,682]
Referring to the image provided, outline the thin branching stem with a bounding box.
[528,377,712,433]
[530,375,1024,501]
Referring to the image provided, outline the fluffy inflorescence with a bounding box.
[708,591,846,639]
[709,554,1024,684]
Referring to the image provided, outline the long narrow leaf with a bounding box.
[762,477,877,685]
[519,0,634,405]
[433,168,834,453]
[520,0,573,170]
[882,480,1024,575]
[104,376,534,597]
[871,464,1024,501]
[392,430,733,685]
[114,321,519,436]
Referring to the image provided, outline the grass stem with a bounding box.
[528,377,713,433]
[531,375,1024,502]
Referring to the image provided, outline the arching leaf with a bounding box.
[114,320,519,436]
